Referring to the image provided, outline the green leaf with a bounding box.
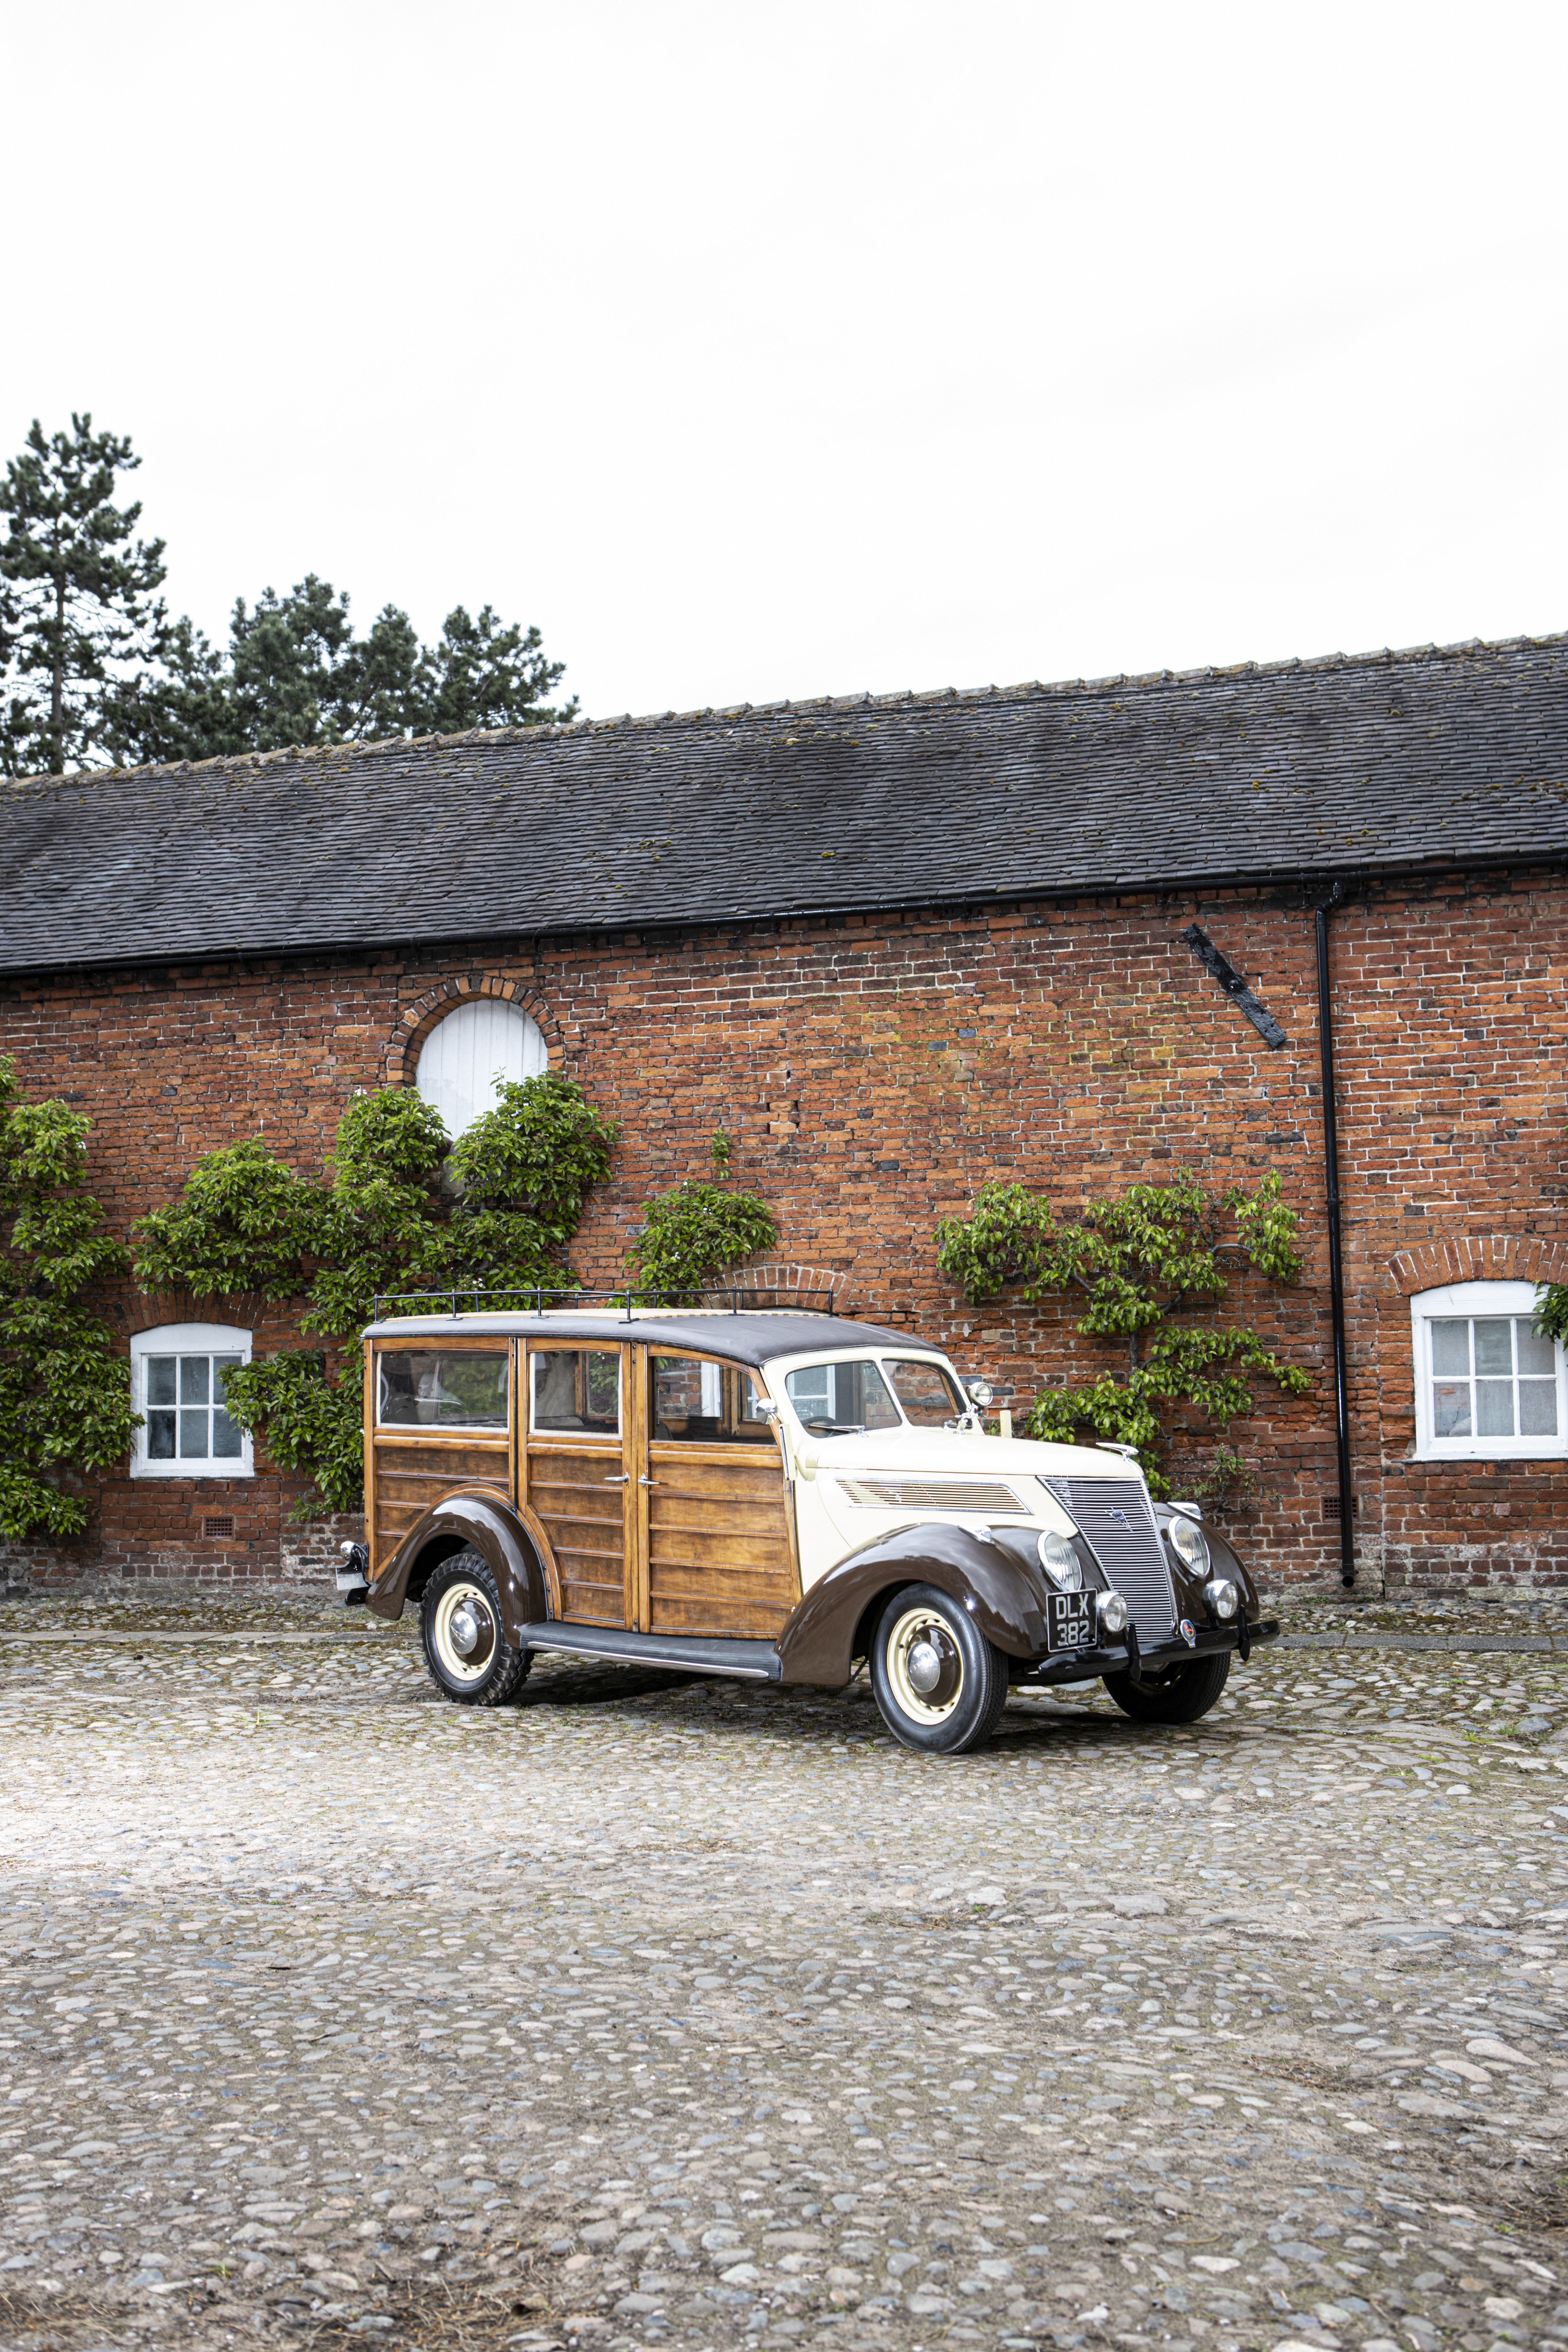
[1536,1282,1568,1346]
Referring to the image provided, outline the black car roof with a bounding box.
[362,1308,931,1369]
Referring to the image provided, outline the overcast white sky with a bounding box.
[4,1,1566,721]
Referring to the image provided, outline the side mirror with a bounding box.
[751,1398,781,1424]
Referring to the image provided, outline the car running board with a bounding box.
[518,1623,783,1682]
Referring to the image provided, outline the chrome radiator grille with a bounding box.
[1043,1476,1176,1642]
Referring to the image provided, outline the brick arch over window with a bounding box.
[1387,1234,1568,1298]
[384,976,565,1088]
[697,1258,851,1310]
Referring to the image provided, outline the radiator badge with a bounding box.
[1178,1618,1197,1646]
[1106,1507,1131,1528]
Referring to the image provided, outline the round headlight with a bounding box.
[1037,1528,1083,1591]
[1097,1589,1129,1635]
[1166,1513,1210,1576]
[1203,1577,1239,1621]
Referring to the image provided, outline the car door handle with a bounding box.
[603,1474,629,1485]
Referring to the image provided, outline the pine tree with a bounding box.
[107,580,577,764]
[0,415,168,776]
[412,604,574,735]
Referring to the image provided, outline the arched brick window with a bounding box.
[385,978,564,1134]
[415,999,547,1138]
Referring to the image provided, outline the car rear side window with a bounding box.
[531,1349,621,1436]
[378,1350,510,1430]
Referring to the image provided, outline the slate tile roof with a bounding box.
[1,632,1565,976]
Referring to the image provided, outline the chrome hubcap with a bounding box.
[886,1608,964,1723]
[430,1581,497,1684]
[906,1639,943,1695]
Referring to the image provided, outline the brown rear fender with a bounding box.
[367,1492,553,1644]
[776,1521,1050,1689]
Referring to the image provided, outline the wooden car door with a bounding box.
[366,1337,513,1580]
[633,1349,799,1637]
[520,1340,632,1625]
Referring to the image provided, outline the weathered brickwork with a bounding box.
[2,865,1563,1598]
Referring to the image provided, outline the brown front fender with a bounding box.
[366,1491,552,1646]
[776,1522,1051,1689]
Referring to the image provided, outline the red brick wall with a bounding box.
[2,867,1563,1598]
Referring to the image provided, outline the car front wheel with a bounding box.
[868,1583,1009,1755]
[420,1551,532,1708]
[1102,1652,1229,1724]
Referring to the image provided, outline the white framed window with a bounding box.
[130,1323,254,1479]
[1410,1282,1567,1462]
[415,999,546,1139]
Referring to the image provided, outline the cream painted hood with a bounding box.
[790,1422,1147,1487]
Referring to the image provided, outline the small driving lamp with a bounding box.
[1097,1589,1129,1635]
[1202,1577,1240,1621]
[964,1377,994,1407]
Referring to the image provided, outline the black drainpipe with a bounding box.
[1314,880,1356,1589]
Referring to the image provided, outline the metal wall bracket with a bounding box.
[1181,924,1288,1049]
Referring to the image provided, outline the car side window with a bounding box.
[378,1350,509,1430]
[531,1349,621,1436]
[784,1359,902,1435]
[649,1356,774,1442]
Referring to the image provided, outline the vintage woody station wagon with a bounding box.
[345,1304,1278,1754]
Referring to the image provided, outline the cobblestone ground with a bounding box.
[2,1596,1567,2352]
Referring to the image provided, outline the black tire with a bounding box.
[1102,1651,1230,1724]
[868,1582,1010,1756]
[420,1551,532,1708]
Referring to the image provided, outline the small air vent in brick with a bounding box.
[1323,1495,1360,1522]
[202,1515,235,1539]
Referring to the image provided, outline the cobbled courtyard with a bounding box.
[2,1592,1567,2352]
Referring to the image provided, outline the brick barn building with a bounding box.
[1,632,1565,1599]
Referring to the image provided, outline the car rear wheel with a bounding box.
[1102,1652,1229,1724]
[868,1583,1009,1755]
[420,1551,532,1708]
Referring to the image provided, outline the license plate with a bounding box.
[1046,1590,1096,1650]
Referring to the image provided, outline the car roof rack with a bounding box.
[369,1284,842,1324]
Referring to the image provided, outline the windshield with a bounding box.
[783,1354,966,1434]
[885,1358,966,1425]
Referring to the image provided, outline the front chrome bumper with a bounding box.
[1014,1615,1279,1687]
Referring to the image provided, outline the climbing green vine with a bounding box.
[0,1058,141,1542]
[936,1170,1310,1495]
[133,1075,617,1517]
[627,1179,778,1296]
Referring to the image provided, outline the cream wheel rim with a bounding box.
[430,1580,497,1684]
[884,1605,965,1724]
